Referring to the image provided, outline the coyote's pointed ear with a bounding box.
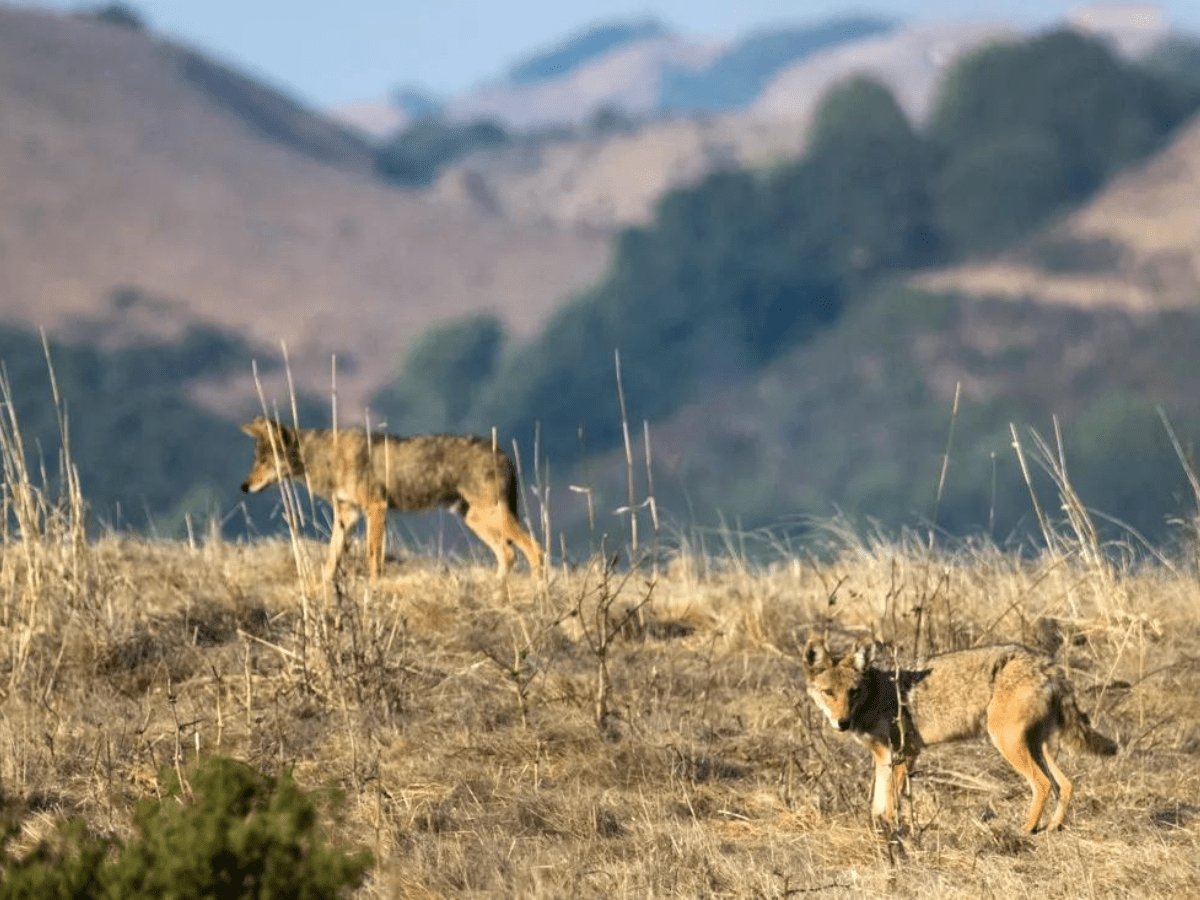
[802,636,832,674]
[847,638,874,673]
[240,416,269,439]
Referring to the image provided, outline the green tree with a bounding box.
[802,77,941,280]
[81,3,145,29]
[376,118,508,187]
[932,132,1071,256]
[1141,36,1200,92]
[929,30,1200,255]
[1062,394,1197,542]
[374,313,505,432]
[476,162,845,462]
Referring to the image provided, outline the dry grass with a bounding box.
[2,360,1199,898]
[1,525,1198,898]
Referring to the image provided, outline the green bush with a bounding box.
[376,118,508,187]
[0,757,371,900]
[932,131,1072,256]
[80,4,146,30]
[372,312,505,433]
[929,29,1200,255]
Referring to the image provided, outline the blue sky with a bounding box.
[21,1,1200,108]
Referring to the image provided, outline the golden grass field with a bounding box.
[2,503,1199,898]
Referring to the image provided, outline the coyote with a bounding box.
[240,416,543,580]
[801,636,1117,834]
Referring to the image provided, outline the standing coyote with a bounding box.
[801,636,1117,834]
[240,416,543,580]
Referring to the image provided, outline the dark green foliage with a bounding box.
[0,312,280,534]
[1057,395,1198,539]
[79,4,145,30]
[637,279,1200,549]
[476,163,846,461]
[659,17,895,112]
[508,19,665,85]
[926,396,1200,547]
[0,757,371,900]
[806,75,913,150]
[376,118,508,187]
[802,78,941,280]
[476,287,615,460]
[0,819,112,899]
[1141,36,1200,92]
[821,289,1200,546]
[477,80,936,463]
[1026,236,1125,275]
[109,757,371,899]
[929,30,1200,255]
[372,313,505,432]
[932,131,1072,256]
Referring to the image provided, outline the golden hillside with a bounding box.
[0,7,611,414]
[434,114,810,229]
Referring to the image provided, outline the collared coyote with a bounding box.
[801,635,1117,834]
[240,416,543,580]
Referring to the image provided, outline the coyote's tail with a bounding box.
[505,463,520,517]
[1057,678,1118,756]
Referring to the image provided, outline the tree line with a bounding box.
[375,30,1200,470]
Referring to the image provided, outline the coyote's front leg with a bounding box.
[867,741,913,834]
[325,500,360,580]
[364,499,387,582]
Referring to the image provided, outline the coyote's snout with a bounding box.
[240,416,543,580]
[802,636,1117,834]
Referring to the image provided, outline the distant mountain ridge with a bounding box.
[331,14,902,137]
[507,18,668,86]
[426,22,1016,230]
[660,16,896,113]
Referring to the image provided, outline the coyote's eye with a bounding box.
[823,689,836,698]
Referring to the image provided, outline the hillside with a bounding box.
[431,115,811,229]
[460,31,1200,549]
[507,18,668,85]
[348,14,1176,231]
[429,23,1018,230]
[754,22,1013,125]
[659,16,895,113]
[443,32,722,130]
[0,6,611,415]
[564,110,1200,544]
[917,113,1200,311]
[337,15,897,139]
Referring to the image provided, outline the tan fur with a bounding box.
[801,636,1117,834]
[240,416,543,580]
